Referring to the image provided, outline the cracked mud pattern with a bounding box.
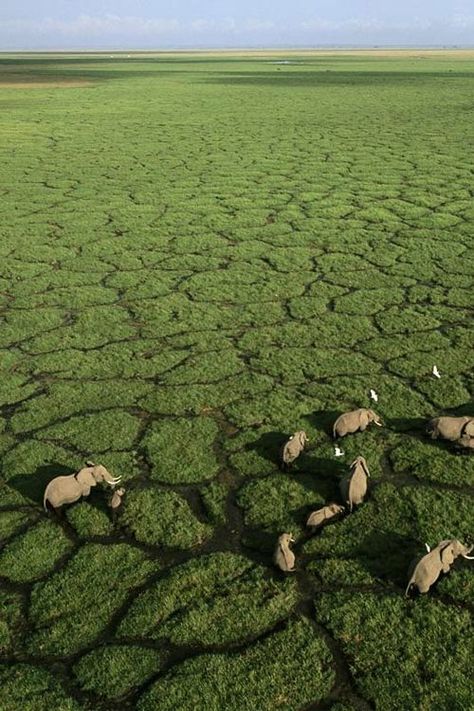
[0,52,473,710]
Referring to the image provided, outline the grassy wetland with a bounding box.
[0,49,473,710]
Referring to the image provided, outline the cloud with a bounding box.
[3,15,181,37]
[2,13,474,47]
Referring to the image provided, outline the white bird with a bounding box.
[432,365,441,379]
[370,389,378,402]
[334,446,345,457]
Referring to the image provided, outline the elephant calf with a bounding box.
[340,456,370,512]
[274,533,296,572]
[307,503,345,528]
[44,462,121,510]
[109,487,126,510]
[427,416,474,441]
[281,431,308,470]
[406,539,474,595]
[333,409,382,438]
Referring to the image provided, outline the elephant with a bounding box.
[339,456,370,512]
[333,409,382,438]
[44,462,121,510]
[406,539,474,596]
[457,434,474,450]
[307,503,345,528]
[274,533,296,572]
[426,416,474,441]
[109,487,126,510]
[281,431,308,470]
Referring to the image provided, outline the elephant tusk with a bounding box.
[425,543,431,552]
[375,422,383,427]
[462,554,474,559]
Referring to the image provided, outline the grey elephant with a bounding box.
[427,416,474,441]
[406,539,474,596]
[307,503,345,528]
[333,409,382,438]
[44,462,121,510]
[281,431,308,470]
[274,533,296,572]
[340,456,370,512]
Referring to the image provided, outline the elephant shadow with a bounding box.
[356,530,421,588]
[8,463,75,506]
[297,458,346,504]
[245,430,288,467]
[305,410,340,438]
[386,417,427,435]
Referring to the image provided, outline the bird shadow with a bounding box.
[8,463,75,506]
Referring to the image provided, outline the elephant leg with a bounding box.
[359,423,367,432]
[81,485,91,497]
[417,582,431,594]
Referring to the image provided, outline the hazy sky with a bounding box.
[1,1,474,49]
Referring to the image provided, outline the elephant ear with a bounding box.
[76,467,99,488]
[440,543,455,569]
[359,410,369,429]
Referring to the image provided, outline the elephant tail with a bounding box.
[43,487,50,512]
[405,578,415,597]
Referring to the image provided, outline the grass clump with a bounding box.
[0,511,32,541]
[0,664,82,711]
[0,520,73,582]
[315,592,473,710]
[39,410,141,452]
[118,553,253,638]
[0,591,23,653]
[28,543,157,656]
[137,618,335,711]
[66,501,114,537]
[74,644,165,699]
[121,486,212,549]
[144,417,219,484]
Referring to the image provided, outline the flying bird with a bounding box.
[334,446,345,457]
[370,389,378,402]
[432,365,441,379]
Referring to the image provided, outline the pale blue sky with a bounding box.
[1,1,473,49]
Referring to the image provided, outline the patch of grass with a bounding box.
[0,511,32,540]
[74,644,165,699]
[0,590,23,653]
[120,552,299,648]
[39,410,141,452]
[66,501,114,537]
[0,520,73,582]
[1,51,474,709]
[315,592,474,710]
[120,486,212,549]
[144,417,219,484]
[390,437,474,486]
[200,480,228,524]
[138,618,335,711]
[237,473,326,545]
[28,543,157,656]
[0,664,81,711]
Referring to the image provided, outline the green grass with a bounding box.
[0,49,473,709]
